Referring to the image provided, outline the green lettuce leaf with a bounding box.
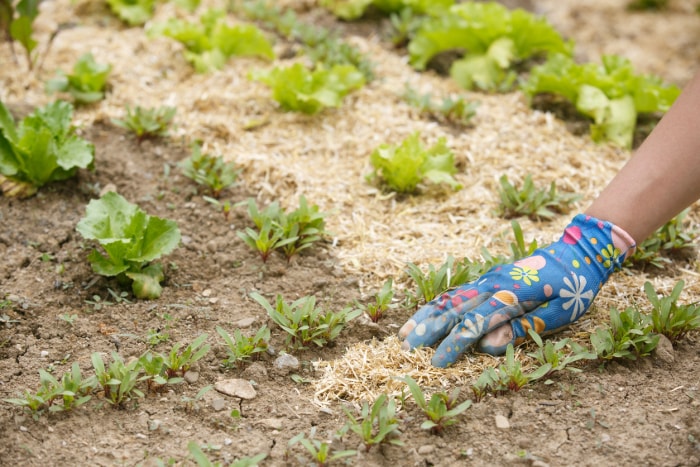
[45,53,112,104]
[0,100,94,197]
[251,63,365,114]
[522,54,681,148]
[106,0,156,26]
[76,192,181,299]
[321,0,453,19]
[408,2,571,91]
[368,132,462,193]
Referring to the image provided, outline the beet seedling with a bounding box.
[526,330,596,382]
[216,325,270,368]
[91,352,144,407]
[405,255,485,305]
[496,174,581,221]
[399,375,471,435]
[179,142,239,198]
[288,426,357,466]
[626,209,698,268]
[402,85,478,126]
[162,334,210,379]
[356,278,395,322]
[590,307,659,361]
[250,292,359,350]
[112,105,176,142]
[343,394,404,452]
[645,280,700,343]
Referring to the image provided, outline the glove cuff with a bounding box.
[564,214,636,276]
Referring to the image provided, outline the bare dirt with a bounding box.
[1,1,699,466]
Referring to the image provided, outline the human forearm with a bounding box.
[585,70,700,244]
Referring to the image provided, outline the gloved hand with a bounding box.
[398,214,636,367]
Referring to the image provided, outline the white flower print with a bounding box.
[460,313,487,339]
[560,273,595,321]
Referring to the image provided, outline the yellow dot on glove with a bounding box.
[493,290,518,305]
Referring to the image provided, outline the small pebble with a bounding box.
[211,398,226,412]
[184,371,199,384]
[19,426,27,432]
[215,378,256,399]
[495,415,510,429]
[273,353,299,375]
[418,445,435,455]
[40,351,49,358]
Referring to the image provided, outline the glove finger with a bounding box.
[476,293,588,355]
[431,290,526,367]
[398,286,486,340]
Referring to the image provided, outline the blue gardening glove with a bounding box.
[398,214,636,367]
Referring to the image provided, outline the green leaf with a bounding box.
[106,0,156,26]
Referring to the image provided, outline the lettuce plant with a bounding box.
[250,63,365,114]
[367,132,462,193]
[112,105,176,142]
[76,192,181,299]
[522,54,680,148]
[409,2,572,91]
[106,0,155,26]
[1,0,41,69]
[178,141,239,198]
[148,9,274,73]
[0,100,95,198]
[46,53,112,104]
[320,0,453,20]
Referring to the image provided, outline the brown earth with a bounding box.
[1,1,699,466]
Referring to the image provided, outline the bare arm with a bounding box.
[585,70,700,244]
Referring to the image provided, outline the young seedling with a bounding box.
[179,142,239,198]
[645,280,700,343]
[356,278,395,322]
[181,384,213,412]
[250,63,366,114]
[148,10,274,73]
[112,105,176,142]
[343,394,404,451]
[496,174,581,221]
[138,350,185,393]
[91,352,145,407]
[216,325,270,368]
[162,334,210,379]
[402,85,478,126]
[203,196,232,220]
[188,440,267,467]
[76,192,181,300]
[251,292,360,350]
[526,330,596,382]
[399,375,471,434]
[590,307,660,361]
[0,100,95,198]
[52,362,94,412]
[106,0,156,26]
[388,8,429,47]
[367,132,462,194]
[405,255,485,305]
[46,53,112,104]
[288,426,357,466]
[626,209,698,268]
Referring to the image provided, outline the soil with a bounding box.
[1,1,700,466]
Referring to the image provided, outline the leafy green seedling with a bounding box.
[405,255,485,305]
[288,426,357,466]
[91,352,145,407]
[162,334,210,379]
[320,0,452,20]
[626,209,698,268]
[522,54,680,148]
[645,280,700,343]
[179,142,239,198]
[138,350,184,393]
[188,440,267,467]
[251,62,365,114]
[52,362,94,412]
[148,9,274,73]
[507,220,540,261]
[388,7,430,47]
[368,132,462,194]
[409,2,571,91]
[356,278,395,322]
[0,100,95,198]
[106,0,156,26]
[239,0,374,81]
[343,394,404,451]
[112,105,176,142]
[58,313,78,326]
[76,192,181,299]
[46,53,112,104]
[238,196,330,262]
[400,375,471,434]
[590,306,659,361]
[526,330,596,382]
[251,292,360,350]
[403,86,478,126]
[203,196,232,220]
[496,174,580,220]
[181,384,213,412]
[216,325,270,368]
